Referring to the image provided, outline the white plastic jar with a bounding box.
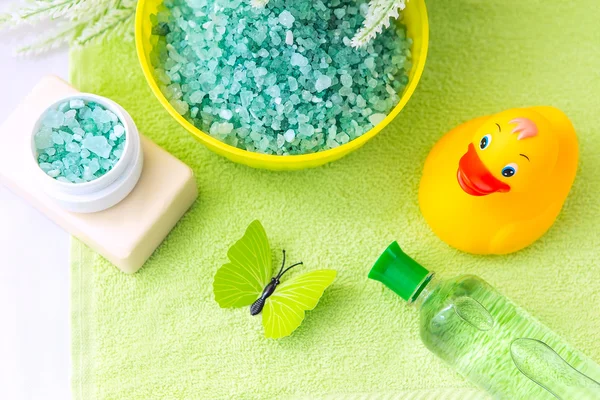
[30,93,144,213]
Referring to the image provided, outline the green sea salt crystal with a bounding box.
[64,110,76,120]
[189,91,205,104]
[277,134,285,147]
[297,113,309,124]
[35,127,53,149]
[315,75,332,92]
[337,132,350,144]
[290,53,309,67]
[72,127,85,136]
[298,124,315,137]
[113,124,125,138]
[44,110,65,129]
[34,99,127,182]
[356,95,367,108]
[259,137,270,151]
[265,85,281,98]
[285,30,294,45]
[69,99,85,109]
[220,123,234,134]
[301,91,312,101]
[211,121,234,135]
[269,31,282,46]
[39,162,52,172]
[339,86,353,96]
[334,8,346,18]
[51,131,64,145]
[284,129,296,142]
[60,130,73,143]
[66,142,81,153]
[368,113,386,125]
[82,136,111,158]
[170,99,190,115]
[278,11,295,28]
[340,74,353,87]
[83,158,100,181]
[57,102,70,113]
[219,109,233,120]
[150,0,411,155]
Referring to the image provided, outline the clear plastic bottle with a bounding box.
[369,242,600,399]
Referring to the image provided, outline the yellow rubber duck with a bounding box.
[419,107,578,254]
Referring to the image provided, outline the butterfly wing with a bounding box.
[262,270,336,339]
[213,220,273,308]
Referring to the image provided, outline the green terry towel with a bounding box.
[70,0,600,398]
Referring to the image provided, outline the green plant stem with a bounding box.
[19,0,77,20]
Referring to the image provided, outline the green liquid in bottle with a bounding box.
[370,242,600,399]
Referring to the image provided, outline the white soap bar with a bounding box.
[0,76,198,273]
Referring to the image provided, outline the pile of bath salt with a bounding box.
[150,0,411,155]
[34,99,127,183]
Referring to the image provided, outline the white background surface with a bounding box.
[0,7,72,399]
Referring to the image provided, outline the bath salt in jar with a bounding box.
[30,93,143,213]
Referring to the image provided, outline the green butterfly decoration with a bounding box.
[213,220,336,339]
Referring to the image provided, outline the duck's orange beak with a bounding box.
[457,144,511,196]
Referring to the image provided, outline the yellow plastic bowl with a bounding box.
[135,0,429,170]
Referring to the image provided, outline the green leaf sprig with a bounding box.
[351,0,407,47]
[0,0,136,55]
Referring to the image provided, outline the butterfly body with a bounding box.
[214,220,336,339]
[250,278,279,315]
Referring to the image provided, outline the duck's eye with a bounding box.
[479,134,492,150]
[501,163,518,178]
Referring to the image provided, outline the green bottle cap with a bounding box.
[368,241,430,301]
